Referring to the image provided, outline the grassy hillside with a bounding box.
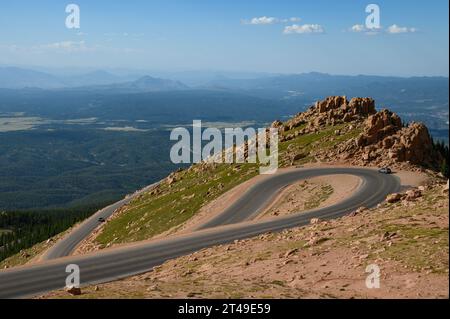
[96,163,259,245]
[95,122,363,246]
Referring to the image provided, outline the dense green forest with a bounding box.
[0,89,284,210]
[433,139,450,178]
[0,203,107,261]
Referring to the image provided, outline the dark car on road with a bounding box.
[98,217,106,223]
[378,167,392,174]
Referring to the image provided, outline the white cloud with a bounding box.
[242,16,301,25]
[243,16,279,25]
[0,41,141,55]
[350,24,366,32]
[37,41,93,52]
[283,24,324,34]
[387,24,418,34]
[348,23,417,35]
[104,32,144,38]
[349,24,382,35]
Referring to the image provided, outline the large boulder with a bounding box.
[405,189,422,201]
[316,96,348,113]
[386,193,403,203]
[387,122,438,166]
[348,97,376,115]
[365,109,402,139]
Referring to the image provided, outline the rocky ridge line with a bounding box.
[272,96,442,171]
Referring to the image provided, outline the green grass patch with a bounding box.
[378,223,448,272]
[96,163,259,245]
[304,185,334,210]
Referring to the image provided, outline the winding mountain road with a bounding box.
[40,183,160,261]
[0,167,400,298]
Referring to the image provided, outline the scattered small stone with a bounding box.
[65,287,82,296]
[405,189,422,201]
[283,259,294,265]
[147,285,159,291]
[386,193,403,203]
[284,249,298,258]
[380,231,398,241]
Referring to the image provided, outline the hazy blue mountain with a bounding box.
[129,76,188,91]
[60,70,139,87]
[0,68,447,131]
[0,67,64,89]
[67,75,189,93]
[206,72,449,100]
[205,72,449,131]
[143,70,278,86]
[0,67,169,90]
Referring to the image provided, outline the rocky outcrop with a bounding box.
[275,96,442,171]
[312,96,376,127]
[279,96,376,142]
[316,96,375,116]
[271,120,283,129]
[356,109,402,147]
[351,110,439,168]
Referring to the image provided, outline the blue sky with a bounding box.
[0,0,448,76]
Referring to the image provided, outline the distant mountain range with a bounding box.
[0,67,448,133]
[1,67,448,99]
[0,67,190,92]
[69,75,189,93]
[1,66,448,92]
[0,67,64,89]
[206,72,450,100]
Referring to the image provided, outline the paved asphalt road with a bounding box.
[0,168,400,298]
[41,183,160,261]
